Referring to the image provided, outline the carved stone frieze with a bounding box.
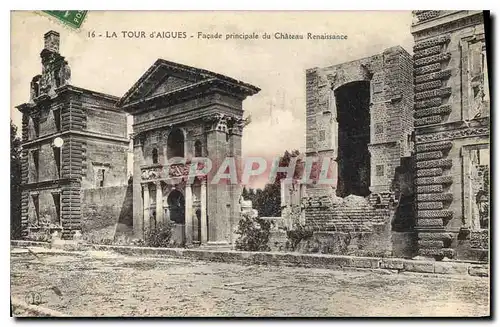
[416,127,489,143]
[141,166,163,180]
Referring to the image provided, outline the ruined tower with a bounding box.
[304,47,414,232]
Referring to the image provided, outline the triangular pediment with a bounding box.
[117,59,214,107]
[118,58,261,109]
[147,75,194,98]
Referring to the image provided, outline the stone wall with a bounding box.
[81,183,133,242]
[304,194,392,231]
[85,103,128,138]
[81,139,129,189]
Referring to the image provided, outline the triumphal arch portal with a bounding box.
[119,59,259,246]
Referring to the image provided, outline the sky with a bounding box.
[11,11,415,187]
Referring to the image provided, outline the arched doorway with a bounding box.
[167,190,185,224]
[335,81,371,197]
[167,128,185,158]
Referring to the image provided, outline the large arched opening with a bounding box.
[167,190,185,224]
[167,128,185,159]
[335,81,371,197]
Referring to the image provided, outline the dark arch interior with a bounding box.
[152,148,159,164]
[335,81,371,197]
[194,140,203,157]
[167,190,185,224]
[167,128,185,158]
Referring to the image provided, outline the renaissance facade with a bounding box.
[119,59,259,246]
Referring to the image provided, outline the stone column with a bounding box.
[206,114,231,245]
[185,183,193,245]
[200,179,208,244]
[228,122,243,245]
[142,183,150,236]
[155,181,163,225]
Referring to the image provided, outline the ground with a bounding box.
[11,247,490,317]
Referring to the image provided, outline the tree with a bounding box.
[243,150,302,218]
[11,121,22,239]
[241,187,249,200]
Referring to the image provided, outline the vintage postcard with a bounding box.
[10,10,490,317]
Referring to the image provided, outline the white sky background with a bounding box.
[11,11,414,187]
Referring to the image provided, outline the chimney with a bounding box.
[44,30,60,53]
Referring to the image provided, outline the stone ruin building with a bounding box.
[304,46,415,257]
[16,31,130,241]
[17,30,260,247]
[302,10,490,261]
[17,10,490,261]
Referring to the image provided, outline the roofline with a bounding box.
[15,84,120,113]
[117,58,260,107]
[122,78,260,113]
[306,45,411,73]
[59,85,121,102]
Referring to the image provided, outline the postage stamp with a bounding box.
[42,10,88,29]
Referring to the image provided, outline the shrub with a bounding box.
[286,223,313,251]
[144,220,175,248]
[235,212,271,252]
[131,239,145,247]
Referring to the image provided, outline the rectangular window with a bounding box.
[462,145,490,230]
[96,169,106,187]
[318,130,326,141]
[375,123,384,135]
[53,147,61,177]
[54,109,61,132]
[32,150,39,182]
[466,39,489,119]
[31,194,40,224]
[52,192,61,225]
[376,164,384,176]
[34,118,40,138]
